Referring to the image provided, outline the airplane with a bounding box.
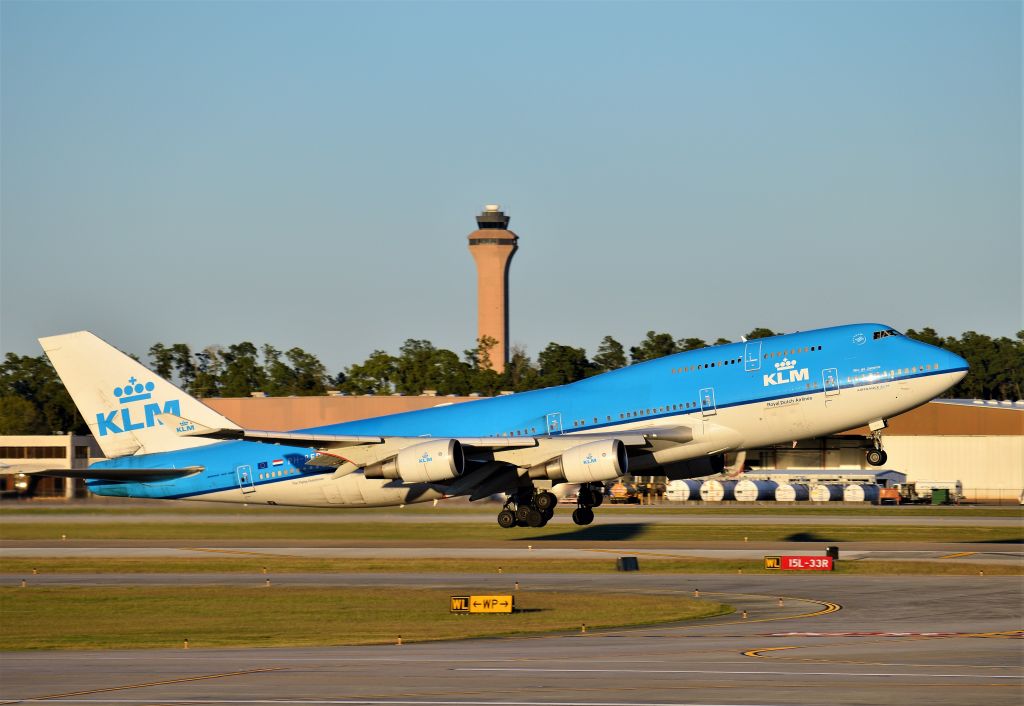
[15,324,967,527]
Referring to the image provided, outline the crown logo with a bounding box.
[113,377,155,404]
[775,358,797,371]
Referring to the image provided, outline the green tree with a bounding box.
[0,395,39,434]
[261,344,294,396]
[285,347,330,395]
[537,343,593,387]
[630,331,678,363]
[905,327,944,347]
[677,337,708,352]
[341,350,399,395]
[744,328,777,340]
[464,337,502,396]
[148,343,175,380]
[218,342,266,397]
[592,336,626,374]
[394,339,470,396]
[189,347,223,398]
[0,353,83,433]
[501,345,541,392]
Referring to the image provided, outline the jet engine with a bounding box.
[363,439,465,483]
[529,439,628,484]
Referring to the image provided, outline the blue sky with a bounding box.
[2,1,1020,375]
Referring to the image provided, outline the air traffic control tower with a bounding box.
[468,204,518,373]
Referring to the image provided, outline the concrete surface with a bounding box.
[1,573,1020,706]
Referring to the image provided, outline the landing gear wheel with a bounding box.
[534,491,557,512]
[572,507,594,526]
[525,508,546,527]
[497,509,516,528]
[590,489,604,507]
[866,449,887,466]
[515,505,531,524]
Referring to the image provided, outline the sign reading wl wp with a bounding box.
[450,595,515,614]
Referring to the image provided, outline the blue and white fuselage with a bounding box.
[60,323,967,513]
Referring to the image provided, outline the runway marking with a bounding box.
[579,548,704,560]
[453,667,1022,679]
[762,631,1017,638]
[939,551,977,559]
[968,629,1023,639]
[0,701,799,706]
[0,667,287,704]
[742,646,798,657]
[742,631,1024,669]
[180,547,303,559]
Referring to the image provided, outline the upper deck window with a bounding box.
[873,329,901,340]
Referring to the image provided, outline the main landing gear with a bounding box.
[866,419,888,467]
[496,489,558,528]
[571,483,604,526]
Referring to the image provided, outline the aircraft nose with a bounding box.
[948,351,969,383]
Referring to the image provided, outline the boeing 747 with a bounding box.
[16,324,967,526]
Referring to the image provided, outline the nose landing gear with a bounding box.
[866,419,889,467]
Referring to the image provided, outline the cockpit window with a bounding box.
[873,329,901,340]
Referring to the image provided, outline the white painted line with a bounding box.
[455,667,1022,679]
[0,701,776,706]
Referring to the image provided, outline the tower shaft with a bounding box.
[468,206,518,373]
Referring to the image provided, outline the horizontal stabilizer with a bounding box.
[0,466,204,482]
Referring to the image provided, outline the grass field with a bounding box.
[1,556,1020,576]
[1,520,1019,543]
[0,586,730,650]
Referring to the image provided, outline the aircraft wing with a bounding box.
[159,413,687,460]
[0,465,204,482]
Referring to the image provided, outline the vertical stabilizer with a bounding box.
[39,331,241,458]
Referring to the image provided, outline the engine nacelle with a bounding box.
[529,439,628,484]
[363,439,465,483]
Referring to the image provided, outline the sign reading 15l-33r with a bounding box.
[764,556,834,571]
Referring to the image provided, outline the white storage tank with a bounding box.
[700,479,737,502]
[775,482,810,502]
[665,479,702,502]
[809,483,844,502]
[844,483,881,503]
[734,479,778,502]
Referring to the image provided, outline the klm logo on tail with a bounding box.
[763,358,809,386]
[96,377,180,436]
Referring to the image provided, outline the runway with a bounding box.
[2,544,1021,566]
[1,573,1020,705]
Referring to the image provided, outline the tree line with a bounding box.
[1,327,1020,435]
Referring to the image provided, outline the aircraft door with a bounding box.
[545,412,563,436]
[744,340,762,372]
[823,368,840,397]
[236,464,255,494]
[699,387,717,417]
